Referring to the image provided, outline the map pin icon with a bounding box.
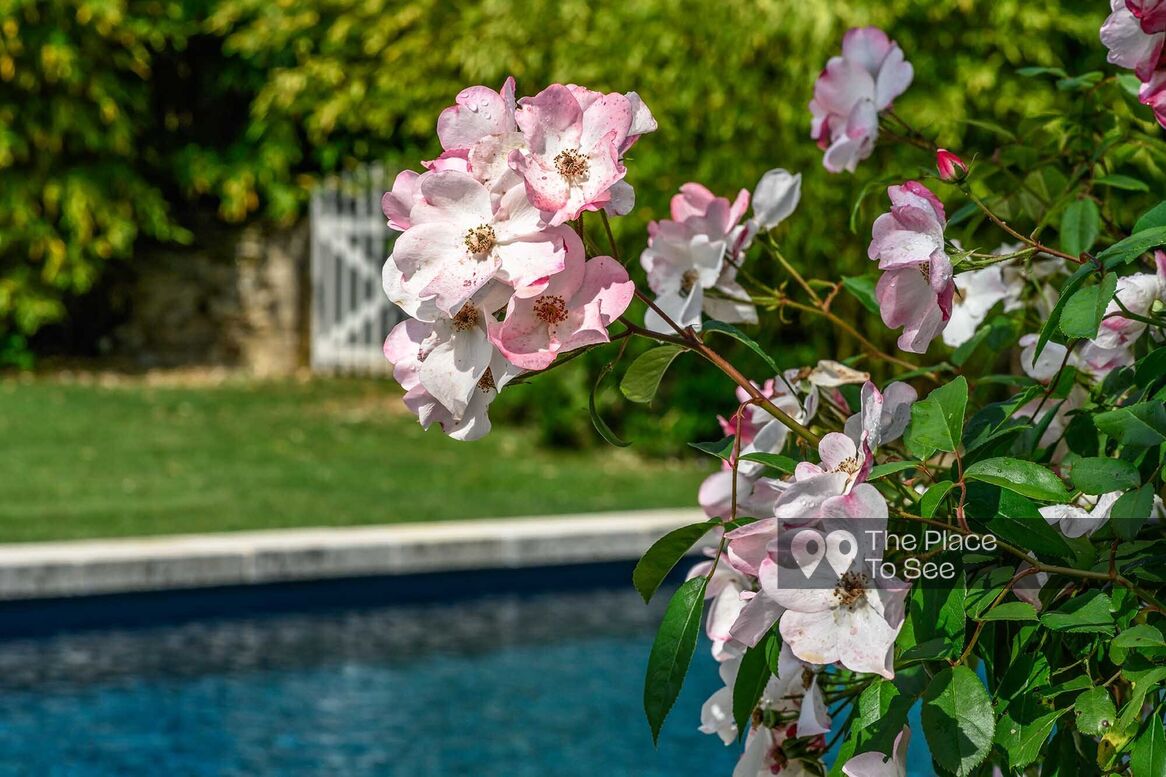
[791,529,826,578]
[825,530,859,576]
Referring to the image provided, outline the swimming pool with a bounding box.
[0,583,742,776]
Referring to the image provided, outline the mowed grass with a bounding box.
[0,376,709,542]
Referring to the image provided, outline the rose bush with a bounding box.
[380,12,1166,776]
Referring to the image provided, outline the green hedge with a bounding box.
[0,0,1124,448]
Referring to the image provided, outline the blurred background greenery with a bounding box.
[0,0,1132,462]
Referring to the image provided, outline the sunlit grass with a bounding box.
[0,376,708,542]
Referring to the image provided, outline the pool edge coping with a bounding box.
[0,509,710,600]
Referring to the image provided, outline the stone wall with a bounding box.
[112,219,309,376]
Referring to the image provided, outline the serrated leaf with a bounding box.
[1060,198,1100,256]
[1112,484,1158,541]
[997,699,1066,770]
[1094,402,1166,447]
[964,457,1072,502]
[1059,272,1117,340]
[701,320,781,376]
[1074,687,1117,736]
[644,576,706,744]
[975,490,1074,560]
[620,345,685,403]
[1033,263,1094,360]
[905,377,968,458]
[1114,624,1166,649]
[1097,225,1166,269]
[632,520,717,603]
[922,666,995,776]
[1069,457,1141,494]
[1041,590,1115,634]
[1131,713,1166,777]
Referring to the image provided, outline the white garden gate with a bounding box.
[309,165,403,373]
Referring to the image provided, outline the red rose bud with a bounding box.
[936,149,968,182]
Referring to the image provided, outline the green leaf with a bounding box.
[1094,402,1166,447]
[1060,198,1100,256]
[1033,263,1094,360]
[964,457,1072,502]
[905,377,969,458]
[922,666,995,776]
[867,461,917,480]
[688,436,736,461]
[632,520,716,603]
[997,699,1066,770]
[620,345,685,403]
[701,320,781,376]
[732,632,775,737]
[1112,484,1158,541]
[976,601,1038,622]
[1069,457,1141,494]
[1094,174,1150,192]
[1059,272,1118,340]
[589,349,631,447]
[919,480,955,518]
[739,452,798,474]
[1041,590,1115,634]
[1097,225,1166,269]
[1134,201,1166,233]
[1074,687,1117,736]
[1131,713,1166,777]
[1017,66,1068,78]
[644,576,706,744]
[1057,71,1103,91]
[841,275,881,315]
[1114,624,1166,649]
[977,490,1074,560]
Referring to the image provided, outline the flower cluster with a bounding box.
[1102,0,1166,126]
[692,379,919,775]
[382,79,648,438]
[810,27,914,173]
[641,170,801,332]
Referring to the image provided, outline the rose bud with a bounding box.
[936,149,968,182]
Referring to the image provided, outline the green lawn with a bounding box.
[0,376,708,542]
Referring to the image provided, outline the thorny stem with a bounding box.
[962,188,1084,265]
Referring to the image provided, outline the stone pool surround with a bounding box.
[0,510,709,601]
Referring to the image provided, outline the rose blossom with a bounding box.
[508,85,636,225]
[390,171,567,315]
[810,27,914,173]
[1101,0,1166,82]
[868,181,955,353]
[488,231,634,370]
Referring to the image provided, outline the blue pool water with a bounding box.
[0,587,738,776]
[0,581,935,775]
